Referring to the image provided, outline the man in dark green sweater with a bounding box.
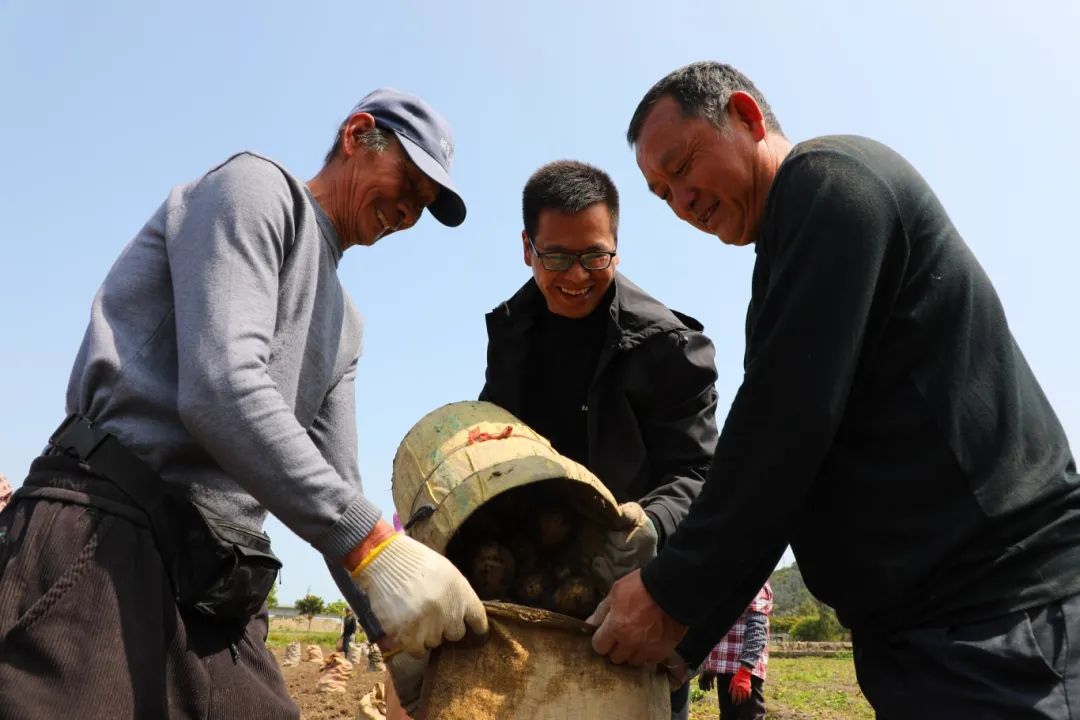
[589,61,1080,719]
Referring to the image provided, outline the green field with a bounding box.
[689,656,874,720]
[266,629,342,649]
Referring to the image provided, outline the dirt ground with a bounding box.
[277,644,873,720]
[274,644,385,720]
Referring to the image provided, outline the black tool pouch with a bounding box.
[46,414,282,626]
[164,499,283,622]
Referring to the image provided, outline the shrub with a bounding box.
[771,615,809,636]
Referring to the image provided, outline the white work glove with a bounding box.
[352,533,488,657]
[591,501,659,590]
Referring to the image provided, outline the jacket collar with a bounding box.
[485,272,703,350]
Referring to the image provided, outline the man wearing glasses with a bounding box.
[479,159,721,720]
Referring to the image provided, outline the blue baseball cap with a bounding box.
[349,88,466,227]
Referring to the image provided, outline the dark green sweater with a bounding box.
[645,136,1080,661]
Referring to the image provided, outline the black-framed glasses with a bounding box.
[528,238,617,272]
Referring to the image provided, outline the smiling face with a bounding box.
[346,139,440,248]
[328,113,441,250]
[524,203,619,319]
[634,94,769,247]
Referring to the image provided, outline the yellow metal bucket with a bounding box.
[391,401,621,554]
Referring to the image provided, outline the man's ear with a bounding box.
[522,230,534,267]
[729,91,766,141]
[343,112,378,157]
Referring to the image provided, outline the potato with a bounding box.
[553,576,598,619]
[514,570,551,605]
[536,508,575,549]
[506,534,541,574]
[550,561,575,584]
[468,541,516,600]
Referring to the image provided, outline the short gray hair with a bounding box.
[627,61,783,146]
[323,124,392,165]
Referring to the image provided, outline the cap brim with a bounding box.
[396,133,467,227]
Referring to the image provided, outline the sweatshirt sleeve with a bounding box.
[166,155,382,559]
[642,149,909,630]
[308,351,363,509]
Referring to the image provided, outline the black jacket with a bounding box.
[644,136,1080,664]
[480,273,720,543]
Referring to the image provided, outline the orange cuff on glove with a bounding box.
[345,519,397,573]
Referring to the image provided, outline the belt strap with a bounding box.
[48,414,165,515]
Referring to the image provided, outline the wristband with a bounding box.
[346,520,397,574]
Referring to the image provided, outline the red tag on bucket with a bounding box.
[467,425,515,445]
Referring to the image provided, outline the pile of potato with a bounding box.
[445,483,605,620]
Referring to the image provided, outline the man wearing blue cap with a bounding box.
[0,89,485,718]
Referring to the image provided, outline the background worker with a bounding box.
[698,583,772,720]
[341,607,358,656]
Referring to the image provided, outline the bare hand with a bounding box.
[586,569,687,666]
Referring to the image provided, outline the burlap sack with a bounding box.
[420,602,669,719]
[316,673,349,694]
[304,644,324,664]
[358,682,387,720]
[367,642,384,672]
[315,653,354,694]
[347,640,363,664]
[320,651,354,675]
[0,474,11,513]
[281,641,301,667]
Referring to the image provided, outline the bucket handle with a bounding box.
[404,505,435,530]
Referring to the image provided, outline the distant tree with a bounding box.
[295,594,325,631]
[769,563,848,641]
[813,600,844,640]
[768,563,814,616]
[790,615,826,641]
[325,599,348,617]
[789,601,846,641]
[770,615,807,636]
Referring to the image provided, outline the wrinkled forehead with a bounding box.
[634,100,691,176]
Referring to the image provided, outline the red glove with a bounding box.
[729,666,753,704]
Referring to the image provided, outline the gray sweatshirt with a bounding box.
[65,152,382,561]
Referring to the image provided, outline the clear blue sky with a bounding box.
[2,1,1077,606]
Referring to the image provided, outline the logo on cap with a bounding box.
[440,137,454,164]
